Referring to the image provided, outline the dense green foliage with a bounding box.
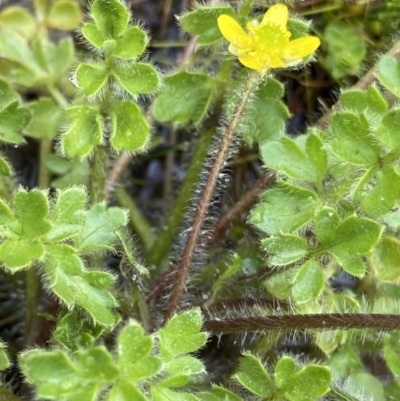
[1,0,400,400]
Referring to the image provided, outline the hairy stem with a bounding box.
[23,263,42,347]
[208,171,275,243]
[23,138,53,346]
[89,145,107,204]
[203,314,400,334]
[165,71,260,321]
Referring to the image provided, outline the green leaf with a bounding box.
[108,380,149,401]
[113,63,160,96]
[265,268,295,300]
[52,313,104,351]
[152,71,213,125]
[110,101,149,151]
[211,253,242,297]
[0,157,12,176]
[179,6,236,45]
[330,112,379,165]
[62,106,103,158]
[74,346,119,381]
[20,349,80,398]
[241,77,289,145]
[166,355,205,376]
[81,23,104,48]
[378,55,400,98]
[14,189,52,239]
[47,245,85,275]
[76,63,109,97]
[275,356,331,401]
[274,356,296,389]
[354,165,400,217]
[375,108,400,150]
[0,239,44,269]
[0,7,36,39]
[44,235,117,326]
[0,29,44,83]
[128,356,162,381]
[0,79,31,144]
[52,187,87,225]
[346,372,384,401]
[316,215,383,278]
[340,85,388,124]
[250,182,319,235]
[46,263,117,326]
[45,155,89,189]
[114,26,148,59]
[371,237,400,281]
[74,203,127,252]
[47,0,82,31]
[292,259,324,303]
[24,97,65,140]
[47,187,86,242]
[324,20,365,79]
[151,388,198,401]
[261,134,326,183]
[326,345,362,378]
[315,207,339,244]
[63,384,98,401]
[235,354,273,397]
[209,385,241,401]
[159,308,207,361]
[118,321,152,366]
[262,234,309,266]
[0,198,15,226]
[90,0,129,39]
[384,340,400,376]
[0,341,10,370]
[46,38,75,83]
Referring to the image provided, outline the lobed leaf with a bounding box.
[90,0,129,39]
[251,182,319,235]
[61,106,103,158]
[235,354,273,397]
[180,6,236,45]
[110,100,149,151]
[152,71,214,125]
[158,308,207,361]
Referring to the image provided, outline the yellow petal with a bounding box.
[282,36,321,60]
[238,53,265,71]
[218,15,253,49]
[269,55,288,69]
[262,4,288,28]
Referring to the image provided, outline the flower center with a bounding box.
[253,24,291,56]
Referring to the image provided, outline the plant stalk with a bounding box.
[203,313,400,334]
[164,71,260,321]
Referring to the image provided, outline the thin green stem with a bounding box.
[38,139,52,191]
[89,145,108,205]
[164,71,260,322]
[47,85,69,108]
[23,264,42,347]
[24,138,53,346]
[115,187,156,252]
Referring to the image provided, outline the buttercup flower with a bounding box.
[217,4,320,72]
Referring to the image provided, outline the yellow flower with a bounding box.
[217,4,320,72]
